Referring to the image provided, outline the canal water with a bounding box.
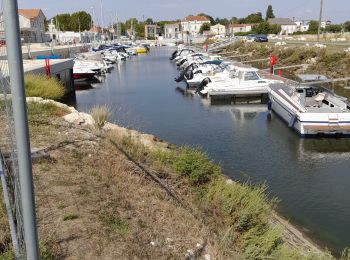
[73,47,350,253]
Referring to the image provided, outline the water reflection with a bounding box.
[298,138,350,160]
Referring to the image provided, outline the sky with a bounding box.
[18,0,349,24]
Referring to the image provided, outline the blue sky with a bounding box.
[18,0,349,24]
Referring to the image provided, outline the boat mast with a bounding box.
[100,0,104,42]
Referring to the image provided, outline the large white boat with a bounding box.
[268,83,350,136]
[199,67,282,97]
[186,62,234,87]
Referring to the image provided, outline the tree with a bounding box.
[325,24,342,33]
[265,5,275,20]
[253,21,281,35]
[54,13,73,31]
[230,17,238,24]
[199,22,211,34]
[343,21,350,32]
[214,17,229,26]
[145,18,154,25]
[197,13,214,24]
[239,12,264,24]
[71,11,92,31]
[308,20,319,34]
[254,21,270,34]
[53,11,91,32]
[269,24,281,34]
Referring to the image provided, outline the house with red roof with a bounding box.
[18,9,46,43]
[181,15,210,37]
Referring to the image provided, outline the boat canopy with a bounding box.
[201,60,223,66]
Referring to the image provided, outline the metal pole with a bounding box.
[3,0,39,259]
[317,0,323,42]
[0,154,20,259]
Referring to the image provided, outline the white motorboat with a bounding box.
[267,83,350,136]
[199,67,282,97]
[186,62,234,87]
[73,65,97,81]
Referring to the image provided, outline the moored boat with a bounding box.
[268,83,350,136]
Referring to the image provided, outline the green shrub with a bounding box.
[234,32,252,36]
[207,179,274,232]
[242,225,282,258]
[172,147,220,185]
[25,74,65,100]
[150,148,174,165]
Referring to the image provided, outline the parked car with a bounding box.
[254,34,268,42]
[245,34,257,42]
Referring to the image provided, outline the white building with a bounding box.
[18,9,46,43]
[227,24,254,35]
[164,23,181,39]
[295,21,309,32]
[181,15,210,37]
[47,19,95,43]
[268,18,298,35]
[210,24,226,36]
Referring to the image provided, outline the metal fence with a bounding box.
[0,0,39,259]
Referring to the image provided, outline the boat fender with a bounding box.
[178,59,187,66]
[185,70,194,80]
[288,114,297,128]
[267,100,272,111]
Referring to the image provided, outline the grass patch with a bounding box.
[99,214,130,234]
[90,105,111,128]
[63,213,79,221]
[28,102,69,119]
[25,74,65,100]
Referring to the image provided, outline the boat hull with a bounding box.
[269,94,350,136]
[73,73,96,81]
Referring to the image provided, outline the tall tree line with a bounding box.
[53,11,92,32]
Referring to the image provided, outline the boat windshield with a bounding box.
[213,66,223,73]
[244,71,260,81]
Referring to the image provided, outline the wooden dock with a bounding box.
[208,91,269,104]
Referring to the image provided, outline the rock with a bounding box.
[26,97,43,103]
[314,43,326,49]
[63,112,85,125]
[79,112,95,126]
[205,254,211,260]
[185,249,194,260]
[226,179,234,185]
[63,112,95,126]
[275,41,286,46]
[306,57,317,65]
